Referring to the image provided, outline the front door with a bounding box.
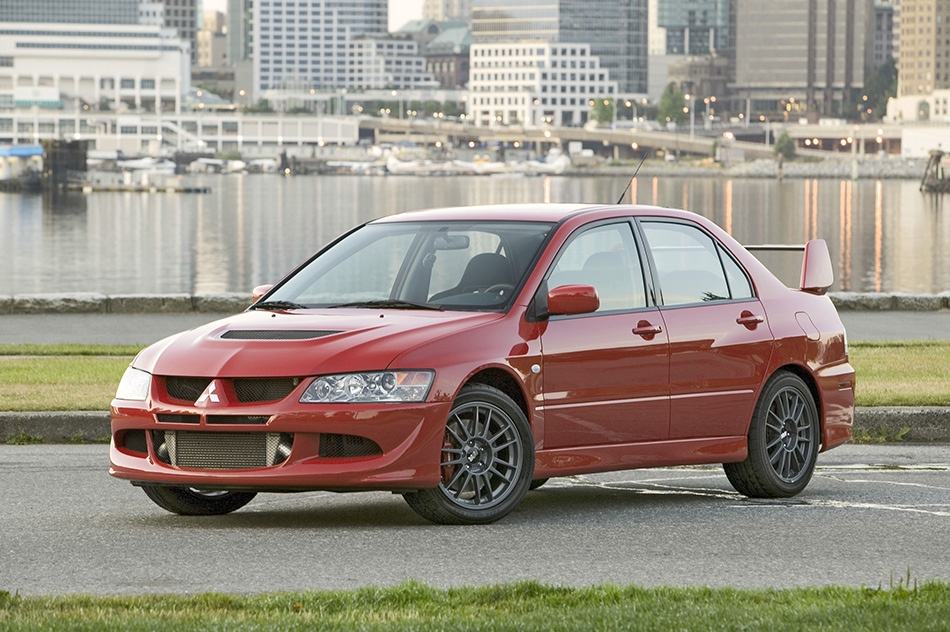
[538,221,671,448]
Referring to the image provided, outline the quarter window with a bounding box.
[548,223,646,312]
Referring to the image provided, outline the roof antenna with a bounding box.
[615,152,648,204]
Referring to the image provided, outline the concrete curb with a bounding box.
[2,407,949,444]
[0,293,253,315]
[1,292,950,314]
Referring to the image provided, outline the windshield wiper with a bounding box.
[328,300,442,311]
[249,300,309,311]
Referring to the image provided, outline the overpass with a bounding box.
[360,117,834,161]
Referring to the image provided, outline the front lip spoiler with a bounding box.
[128,480,419,494]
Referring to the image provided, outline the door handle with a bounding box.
[736,311,764,328]
[633,321,663,338]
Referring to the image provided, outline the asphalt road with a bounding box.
[1,310,948,346]
[2,443,948,595]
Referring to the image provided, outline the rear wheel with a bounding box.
[141,485,257,515]
[724,372,820,498]
[403,384,534,524]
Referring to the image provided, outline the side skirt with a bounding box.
[534,436,748,479]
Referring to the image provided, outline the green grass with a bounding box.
[0,343,142,357]
[0,341,947,413]
[1,580,948,631]
[0,355,131,412]
[849,341,950,407]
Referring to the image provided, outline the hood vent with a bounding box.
[220,329,340,341]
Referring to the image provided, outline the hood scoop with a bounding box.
[219,329,341,341]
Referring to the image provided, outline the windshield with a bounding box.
[264,220,555,312]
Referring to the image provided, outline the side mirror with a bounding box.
[800,239,833,295]
[252,284,274,303]
[547,284,600,316]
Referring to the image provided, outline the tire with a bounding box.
[529,478,549,490]
[724,372,820,498]
[403,384,534,525]
[141,485,257,516]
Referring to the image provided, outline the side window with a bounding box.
[641,221,731,306]
[719,244,755,299]
[548,223,646,312]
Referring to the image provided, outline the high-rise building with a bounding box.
[227,0,254,64]
[732,0,874,118]
[161,0,199,63]
[471,0,648,95]
[898,0,949,97]
[422,0,472,21]
[874,0,899,67]
[886,0,950,120]
[656,0,730,55]
[197,11,228,68]
[252,0,387,95]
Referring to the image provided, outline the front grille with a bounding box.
[233,378,299,403]
[220,330,340,340]
[319,433,382,459]
[164,377,212,402]
[207,415,271,425]
[153,430,293,470]
[162,376,299,404]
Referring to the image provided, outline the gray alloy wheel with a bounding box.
[141,485,257,515]
[403,383,534,525]
[724,372,820,498]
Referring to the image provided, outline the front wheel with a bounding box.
[724,372,820,498]
[403,384,534,524]
[141,485,257,515]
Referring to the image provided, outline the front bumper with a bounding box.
[109,396,451,492]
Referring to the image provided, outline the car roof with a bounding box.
[371,203,691,224]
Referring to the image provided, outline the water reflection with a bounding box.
[1,174,948,294]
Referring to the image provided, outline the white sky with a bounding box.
[201,0,425,32]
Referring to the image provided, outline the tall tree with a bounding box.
[658,83,687,125]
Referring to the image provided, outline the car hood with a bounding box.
[134,309,504,378]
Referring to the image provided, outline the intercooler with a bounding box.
[153,430,293,469]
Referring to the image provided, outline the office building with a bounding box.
[252,0,387,95]
[887,0,950,120]
[346,36,439,90]
[197,10,228,68]
[656,0,730,55]
[422,0,472,21]
[0,22,190,113]
[732,0,874,118]
[468,42,618,126]
[471,0,648,95]
[0,0,141,24]
[228,0,254,64]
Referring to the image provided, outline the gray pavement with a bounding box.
[2,443,948,594]
[1,309,948,346]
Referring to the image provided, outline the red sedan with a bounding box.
[110,204,855,524]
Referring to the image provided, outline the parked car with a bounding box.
[110,204,855,524]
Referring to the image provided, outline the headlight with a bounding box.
[300,371,433,404]
[115,367,151,401]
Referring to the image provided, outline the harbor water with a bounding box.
[1,173,949,295]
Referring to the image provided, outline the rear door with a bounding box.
[638,219,773,440]
[538,220,670,448]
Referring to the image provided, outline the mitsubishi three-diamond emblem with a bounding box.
[195,380,222,405]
